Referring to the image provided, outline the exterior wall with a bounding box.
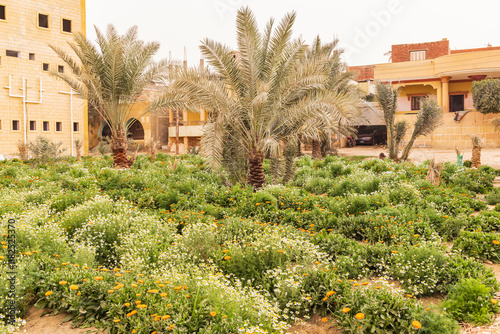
[397,111,500,149]
[392,39,449,63]
[0,0,87,156]
[349,65,374,81]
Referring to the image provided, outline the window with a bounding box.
[62,19,71,33]
[29,53,35,60]
[410,50,426,61]
[42,63,49,71]
[6,50,20,58]
[411,96,424,110]
[58,65,64,73]
[43,121,49,132]
[73,122,79,132]
[29,120,36,131]
[38,13,49,28]
[12,120,19,131]
[0,120,2,130]
[56,122,62,132]
[0,5,6,20]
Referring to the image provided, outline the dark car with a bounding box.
[355,126,386,145]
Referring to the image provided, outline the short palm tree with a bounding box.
[50,25,172,167]
[155,7,345,188]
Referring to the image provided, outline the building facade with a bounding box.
[353,39,500,148]
[0,0,87,156]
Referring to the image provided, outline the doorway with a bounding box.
[449,95,464,112]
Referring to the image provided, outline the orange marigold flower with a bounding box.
[69,285,78,290]
[59,281,67,285]
[321,317,328,323]
[326,291,335,297]
[224,256,231,260]
[45,291,53,296]
[342,308,351,313]
[210,311,217,317]
[412,320,422,329]
[355,313,365,320]
[493,240,500,245]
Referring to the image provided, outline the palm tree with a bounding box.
[154,7,346,188]
[400,97,442,161]
[375,82,399,159]
[50,25,172,167]
[303,36,360,159]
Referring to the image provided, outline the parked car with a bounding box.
[355,127,386,145]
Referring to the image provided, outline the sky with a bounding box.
[86,0,500,67]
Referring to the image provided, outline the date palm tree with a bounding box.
[154,7,350,188]
[50,24,172,167]
[303,36,360,159]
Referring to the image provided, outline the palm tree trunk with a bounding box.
[387,125,397,160]
[400,134,416,161]
[111,129,129,168]
[312,139,322,159]
[248,149,266,189]
[297,137,302,157]
[471,145,481,168]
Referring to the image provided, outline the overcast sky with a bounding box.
[86,0,500,66]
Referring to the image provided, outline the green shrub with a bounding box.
[453,231,500,262]
[442,278,500,325]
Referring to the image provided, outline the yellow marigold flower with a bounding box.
[132,330,136,333]
[162,315,171,320]
[59,281,67,285]
[391,251,398,254]
[0,256,4,260]
[492,299,498,304]
[158,284,166,287]
[61,262,69,266]
[137,304,147,309]
[322,297,328,301]
[412,320,422,329]
[113,319,120,323]
[362,282,369,286]
[222,250,230,253]
[407,294,413,298]
[167,303,172,307]
[127,310,137,317]
[321,317,328,323]
[107,290,114,293]
[24,251,32,256]
[113,268,120,272]
[95,276,103,281]
[326,291,335,296]
[413,234,420,238]
[83,279,87,282]
[224,256,231,260]
[77,292,81,296]
[124,303,130,307]
[160,293,168,297]
[255,203,260,206]
[169,325,175,328]
[131,283,138,288]
[45,291,53,296]
[147,289,159,294]
[135,300,142,304]
[278,250,284,253]
[115,273,122,277]
[493,240,500,245]
[375,286,381,289]
[342,308,351,313]
[353,283,359,287]
[69,285,79,290]
[355,313,365,320]
[210,311,217,317]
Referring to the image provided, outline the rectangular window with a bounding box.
[58,65,64,73]
[6,50,20,58]
[56,122,62,132]
[62,19,71,33]
[0,5,6,20]
[29,120,36,131]
[42,63,49,71]
[410,50,426,61]
[43,121,49,132]
[38,13,49,28]
[411,96,424,110]
[12,120,19,131]
[73,122,79,132]
[29,53,35,60]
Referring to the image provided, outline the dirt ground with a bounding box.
[338,146,500,169]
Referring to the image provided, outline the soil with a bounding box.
[286,315,344,334]
[13,307,103,334]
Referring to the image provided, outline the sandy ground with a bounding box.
[338,146,500,169]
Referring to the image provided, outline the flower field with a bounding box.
[1,154,500,333]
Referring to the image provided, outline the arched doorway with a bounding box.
[126,118,145,140]
[100,122,112,140]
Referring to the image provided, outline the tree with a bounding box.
[303,36,360,159]
[50,25,172,167]
[472,79,500,114]
[154,7,349,189]
[400,97,442,161]
[374,82,406,160]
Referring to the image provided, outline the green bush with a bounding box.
[442,278,500,325]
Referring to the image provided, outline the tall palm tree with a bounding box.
[154,7,346,188]
[303,36,360,159]
[50,25,172,167]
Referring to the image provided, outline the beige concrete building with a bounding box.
[0,0,87,157]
